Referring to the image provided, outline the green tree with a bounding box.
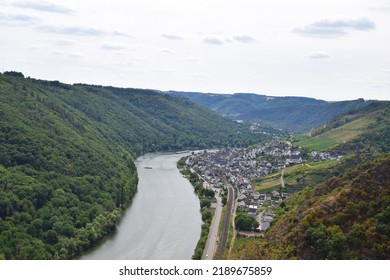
[235,213,259,231]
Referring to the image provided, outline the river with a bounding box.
[80,152,202,260]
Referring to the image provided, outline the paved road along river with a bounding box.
[80,153,202,260]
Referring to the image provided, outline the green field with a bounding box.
[283,160,338,187]
[294,117,374,151]
[253,172,282,192]
[294,134,338,151]
[253,160,339,192]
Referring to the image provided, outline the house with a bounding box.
[238,201,246,211]
[261,215,274,231]
[248,205,257,216]
[286,154,302,165]
[271,190,280,199]
[281,193,289,200]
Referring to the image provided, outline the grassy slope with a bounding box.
[294,117,374,151]
[253,160,339,193]
[295,102,390,152]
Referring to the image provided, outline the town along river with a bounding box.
[80,152,202,259]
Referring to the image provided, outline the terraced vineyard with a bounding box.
[294,117,374,151]
[253,160,339,193]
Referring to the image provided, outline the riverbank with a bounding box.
[177,154,222,260]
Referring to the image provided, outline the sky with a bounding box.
[1,0,389,101]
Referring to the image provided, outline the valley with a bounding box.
[0,71,389,260]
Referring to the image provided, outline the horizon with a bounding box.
[1,0,390,101]
[0,70,389,103]
[3,69,386,103]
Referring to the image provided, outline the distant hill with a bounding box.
[167,91,371,132]
[0,72,263,259]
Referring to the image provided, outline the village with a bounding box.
[183,141,337,232]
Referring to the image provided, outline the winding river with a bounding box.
[80,152,202,260]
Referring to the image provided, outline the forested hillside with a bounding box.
[0,72,262,259]
[167,91,370,132]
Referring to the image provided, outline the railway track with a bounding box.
[215,185,234,258]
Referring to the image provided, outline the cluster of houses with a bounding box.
[310,151,334,162]
[184,141,337,231]
[188,141,296,184]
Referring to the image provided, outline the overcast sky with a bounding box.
[1,0,389,101]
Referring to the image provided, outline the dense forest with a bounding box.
[0,72,263,259]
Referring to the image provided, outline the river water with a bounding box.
[80,152,202,260]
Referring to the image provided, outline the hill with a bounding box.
[167,91,371,132]
[230,102,390,260]
[0,72,263,259]
[294,101,390,153]
[231,154,390,259]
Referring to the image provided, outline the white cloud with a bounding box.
[183,57,199,62]
[371,81,390,88]
[50,50,65,56]
[52,39,74,46]
[1,0,389,101]
[68,53,83,58]
[189,73,208,79]
[293,18,375,38]
[28,45,42,50]
[152,68,173,73]
[161,49,174,54]
[302,51,331,59]
[0,12,40,26]
[161,34,183,40]
[369,2,390,12]
[38,25,106,36]
[203,36,224,45]
[13,1,73,14]
[101,42,126,51]
[233,35,256,43]
[112,31,133,38]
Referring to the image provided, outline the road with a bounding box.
[280,168,285,188]
[202,194,222,260]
